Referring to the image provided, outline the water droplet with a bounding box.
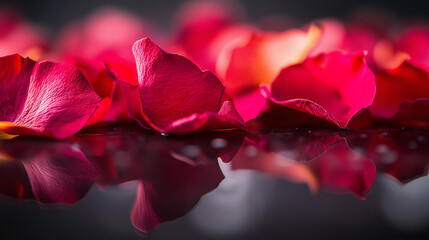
[376,144,390,153]
[115,151,131,168]
[182,145,200,158]
[376,144,397,164]
[380,152,398,164]
[211,138,228,149]
[380,132,389,137]
[71,143,81,151]
[408,141,418,150]
[417,136,427,143]
[360,133,368,138]
[244,145,258,157]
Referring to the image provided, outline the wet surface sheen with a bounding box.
[0,127,429,239]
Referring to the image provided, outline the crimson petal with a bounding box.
[125,38,244,133]
[270,51,375,128]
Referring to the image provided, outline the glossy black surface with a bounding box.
[0,127,429,239]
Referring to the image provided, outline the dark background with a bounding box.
[1,0,429,30]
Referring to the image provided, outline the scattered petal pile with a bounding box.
[2,2,429,137]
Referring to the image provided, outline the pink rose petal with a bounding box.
[0,54,100,139]
[270,51,375,128]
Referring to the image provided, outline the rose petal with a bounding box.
[0,54,35,122]
[173,0,246,71]
[310,19,346,56]
[369,62,429,118]
[232,87,268,123]
[271,51,376,128]
[0,9,48,60]
[247,97,340,130]
[216,25,321,95]
[264,132,341,161]
[387,99,429,129]
[0,54,101,138]
[0,138,99,204]
[395,25,429,70]
[58,7,152,62]
[128,38,244,133]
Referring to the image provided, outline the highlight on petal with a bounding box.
[216,24,321,95]
[0,54,101,139]
[124,37,244,134]
[268,51,376,128]
[372,40,410,70]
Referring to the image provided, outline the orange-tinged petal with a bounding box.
[217,24,321,95]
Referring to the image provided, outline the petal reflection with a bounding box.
[232,133,376,198]
[72,129,244,232]
[0,137,99,204]
[346,131,429,183]
[130,133,245,232]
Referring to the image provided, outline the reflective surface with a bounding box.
[1,126,429,239]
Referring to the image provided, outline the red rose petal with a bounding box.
[0,54,35,122]
[0,54,100,139]
[128,38,244,133]
[173,0,247,72]
[395,25,429,70]
[369,62,429,118]
[384,99,429,129]
[247,97,340,130]
[271,51,375,128]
